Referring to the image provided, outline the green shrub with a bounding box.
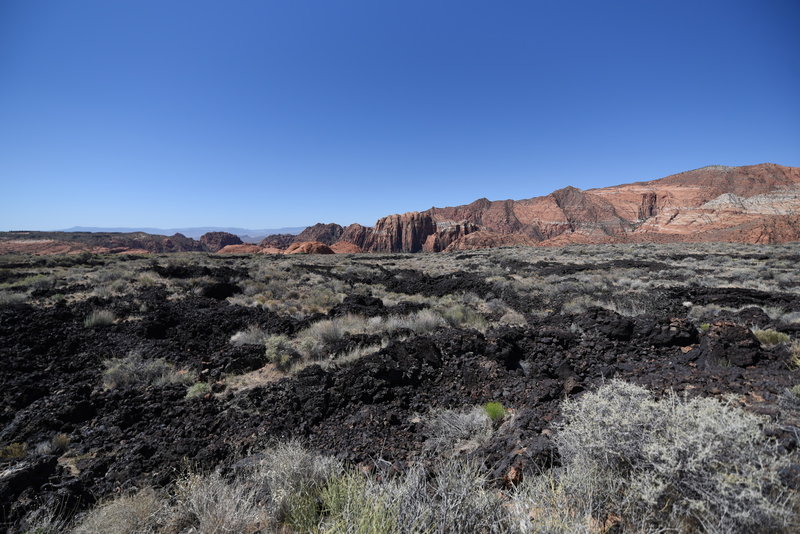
[553,380,798,533]
[264,334,300,371]
[185,382,211,399]
[752,328,790,347]
[482,401,505,422]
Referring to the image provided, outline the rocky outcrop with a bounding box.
[330,241,362,254]
[293,223,344,245]
[339,223,371,250]
[200,232,243,252]
[260,234,296,249]
[443,231,538,251]
[0,231,205,255]
[285,241,335,254]
[361,212,437,253]
[423,222,481,252]
[217,244,266,254]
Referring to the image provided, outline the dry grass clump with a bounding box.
[102,352,195,390]
[71,488,164,534]
[84,309,115,327]
[752,328,791,347]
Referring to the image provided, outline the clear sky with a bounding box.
[1,0,799,230]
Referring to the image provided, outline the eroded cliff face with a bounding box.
[423,222,481,252]
[327,163,800,251]
[200,232,243,252]
[292,223,344,245]
[360,212,437,253]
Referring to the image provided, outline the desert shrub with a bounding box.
[318,472,398,534]
[84,309,115,327]
[380,459,513,534]
[264,334,300,371]
[70,488,163,534]
[0,442,27,458]
[18,506,71,534]
[440,303,488,332]
[170,471,265,534]
[790,341,800,368]
[36,433,71,455]
[185,382,211,399]
[230,325,268,346]
[554,380,798,533]
[482,401,505,422]
[102,352,194,390]
[242,440,343,525]
[424,406,493,454]
[509,468,595,534]
[752,328,790,347]
[0,291,28,306]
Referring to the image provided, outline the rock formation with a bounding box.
[325,162,800,251]
[259,234,296,249]
[199,232,243,252]
[285,241,335,254]
[360,212,437,253]
[293,223,344,245]
[423,222,481,252]
[443,231,539,251]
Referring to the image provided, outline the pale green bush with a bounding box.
[554,380,798,533]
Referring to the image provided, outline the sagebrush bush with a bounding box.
[264,334,300,371]
[554,380,798,533]
[230,324,268,346]
[424,406,493,454]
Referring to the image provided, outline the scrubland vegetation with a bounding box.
[22,381,800,534]
[3,242,800,533]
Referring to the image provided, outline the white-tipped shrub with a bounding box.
[230,325,268,346]
[424,406,493,454]
[553,380,798,533]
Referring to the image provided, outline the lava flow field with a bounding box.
[2,243,800,533]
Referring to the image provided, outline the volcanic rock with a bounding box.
[199,232,243,252]
[285,241,335,254]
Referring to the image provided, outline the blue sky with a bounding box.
[1,0,798,230]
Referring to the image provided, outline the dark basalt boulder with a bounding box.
[687,322,763,368]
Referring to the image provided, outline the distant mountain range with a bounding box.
[58,226,305,243]
[3,163,799,256]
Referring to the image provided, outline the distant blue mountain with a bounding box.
[59,226,306,243]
